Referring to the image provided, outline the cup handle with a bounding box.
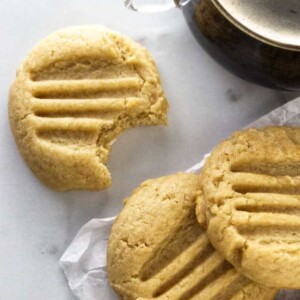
[123,0,180,12]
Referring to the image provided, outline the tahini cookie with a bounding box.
[9,26,168,191]
[200,126,300,289]
[107,173,277,299]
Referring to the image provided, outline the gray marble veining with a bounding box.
[0,0,299,299]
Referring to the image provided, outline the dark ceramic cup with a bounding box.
[124,0,300,91]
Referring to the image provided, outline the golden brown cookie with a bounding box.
[200,126,300,289]
[9,26,168,191]
[107,173,278,299]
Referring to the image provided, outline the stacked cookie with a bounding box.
[200,127,300,289]
[108,126,300,299]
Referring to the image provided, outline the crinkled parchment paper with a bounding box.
[60,97,300,300]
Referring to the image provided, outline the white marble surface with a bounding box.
[0,1,299,299]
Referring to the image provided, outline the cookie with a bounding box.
[9,26,168,191]
[107,173,277,299]
[200,126,300,289]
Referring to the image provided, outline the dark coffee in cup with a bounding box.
[182,0,300,90]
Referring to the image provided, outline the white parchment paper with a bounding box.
[60,97,300,300]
